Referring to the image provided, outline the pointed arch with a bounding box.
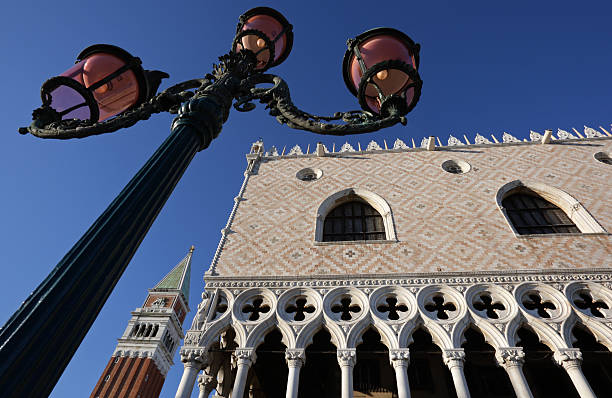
[496,180,606,235]
[453,320,509,350]
[508,320,568,350]
[564,317,612,351]
[296,320,344,349]
[315,188,397,242]
[346,319,398,349]
[245,314,295,349]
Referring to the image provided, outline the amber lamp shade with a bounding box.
[40,44,147,122]
[342,28,422,115]
[233,7,293,70]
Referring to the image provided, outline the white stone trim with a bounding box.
[496,180,607,236]
[314,188,397,242]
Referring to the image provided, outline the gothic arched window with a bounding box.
[502,189,579,235]
[323,201,385,242]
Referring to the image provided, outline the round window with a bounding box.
[296,167,323,181]
[594,152,612,165]
[441,160,471,174]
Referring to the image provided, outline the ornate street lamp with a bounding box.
[3,6,422,397]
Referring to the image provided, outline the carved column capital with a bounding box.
[198,373,217,390]
[233,348,256,367]
[285,348,305,368]
[389,348,410,368]
[337,348,356,368]
[180,348,208,367]
[495,347,525,368]
[442,348,466,369]
[554,348,583,369]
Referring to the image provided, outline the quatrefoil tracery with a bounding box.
[286,297,316,321]
[424,295,457,320]
[522,294,556,318]
[331,297,361,321]
[242,297,270,321]
[377,296,408,321]
[573,292,609,318]
[473,294,506,319]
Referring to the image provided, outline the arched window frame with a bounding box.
[314,188,397,243]
[496,180,607,237]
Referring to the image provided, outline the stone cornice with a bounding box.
[204,268,612,289]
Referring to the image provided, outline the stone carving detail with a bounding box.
[337,349,357,367]
[495,347,525,367]
[443,349,466,367]
[554,348,582,368]
[265,146,279,156]
[584,126,604,138]
[340,142,355,152]
[366,140,382,151]
[502,132,521,143]
[233,348,256,364]
[529,130,543,141]
[180,348,208,365]
[393,138,409,149]
[448,135,465,146]
[389,348,411,363]
[474,133,492,144]
[420,137,429,148]
[288,145,303,155]
[286,348,305,367]
[557,129,577,139]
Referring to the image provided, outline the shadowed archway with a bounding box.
[298,329,341,397]
[462,327,513,398]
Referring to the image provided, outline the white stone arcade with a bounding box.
[174,275,612,398]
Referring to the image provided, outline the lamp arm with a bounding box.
[20,78,211,139]
[234,73,407,136]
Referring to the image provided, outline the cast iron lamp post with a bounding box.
[1,7,422,397]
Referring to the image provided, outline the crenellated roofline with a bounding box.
[251,125,612,161]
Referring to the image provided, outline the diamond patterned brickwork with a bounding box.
[210,140,612,277]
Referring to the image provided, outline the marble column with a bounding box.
[285,348,305,398]
[443,349,471,398]
[554,348,596,398]
[495,347,533,398]
[231,348,256,398]
[337,348,356,398]
[198,373,217,398]
[389,348,411,398]
[175,349,207,398]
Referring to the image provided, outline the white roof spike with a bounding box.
[366,140,382,151]
[339,142,355,152]
[584,126,604,138]
[529,130,543,141]
[502,132,521,143]
[393,138,409,149]
[447,135,465,146]
[557,129,577,139]
[420,137,429,148]
[287,145,303,155]
[474,134,492,144]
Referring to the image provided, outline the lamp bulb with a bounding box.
[95,84,110,94]
[256,38,266,48]
[376,70,389,81]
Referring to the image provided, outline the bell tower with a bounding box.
[90,247,193,398]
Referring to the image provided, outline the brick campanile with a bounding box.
[90,247,193,398]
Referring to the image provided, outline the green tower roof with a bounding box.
[153,246,193,303]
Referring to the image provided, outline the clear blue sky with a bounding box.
[1,1,611,396]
